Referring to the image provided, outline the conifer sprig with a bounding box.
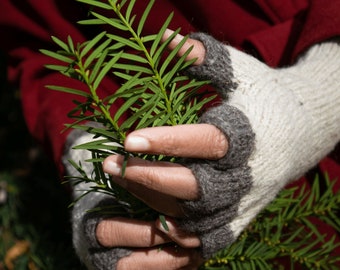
[40,0,213,212]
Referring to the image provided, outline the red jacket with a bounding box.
[1,0,340,264]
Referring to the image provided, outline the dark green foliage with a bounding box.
[204,175,340,269]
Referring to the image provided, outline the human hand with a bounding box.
[98,124,227,270]
[97,30,252,267]
[64,129,207,270]
[67,32,225,270]
[87,31,228,267]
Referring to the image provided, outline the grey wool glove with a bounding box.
[177,33,340,259]
[63,129,131,270]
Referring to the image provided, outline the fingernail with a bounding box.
[103,159,121,176]
[125,136,150,151]
[158,217,175,234]
[163,28,184,42]
[164,28,174,37]
[159,215,170,232]
[162,28,174,41]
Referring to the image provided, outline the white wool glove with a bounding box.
[176,33,340,258]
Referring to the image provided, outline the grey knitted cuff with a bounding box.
[200,225,235,259]
[83,199,132,270]
[199,104,255,169]
[187,32,256,166]
[65,124,132,269]
[178,105,255,258]
[187,32,238,98]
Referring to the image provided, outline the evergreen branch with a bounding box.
[204,174,340,269]
[42,0,214,218]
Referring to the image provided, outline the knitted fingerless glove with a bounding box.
[63,130,132,270]
[178,33,340,259]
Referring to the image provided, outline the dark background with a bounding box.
[0,51,85,270]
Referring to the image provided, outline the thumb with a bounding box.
[161,28,206,65]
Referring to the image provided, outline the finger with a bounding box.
[117,246,203,270]
[162,28,206,65]
[156,217,201,249]
[110,179,184,216]
[103,154,199,201]
[124,124,228,160]
[96,217,171,248]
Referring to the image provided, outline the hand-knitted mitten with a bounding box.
[63,129,131,270]
[179,33,340,259]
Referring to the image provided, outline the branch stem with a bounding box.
[109,0,176,125]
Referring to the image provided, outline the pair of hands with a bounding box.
[67,20,340,269]
[98,31,228,270]
[77,27,340,270]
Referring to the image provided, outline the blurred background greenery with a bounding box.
[0,52,85,269]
